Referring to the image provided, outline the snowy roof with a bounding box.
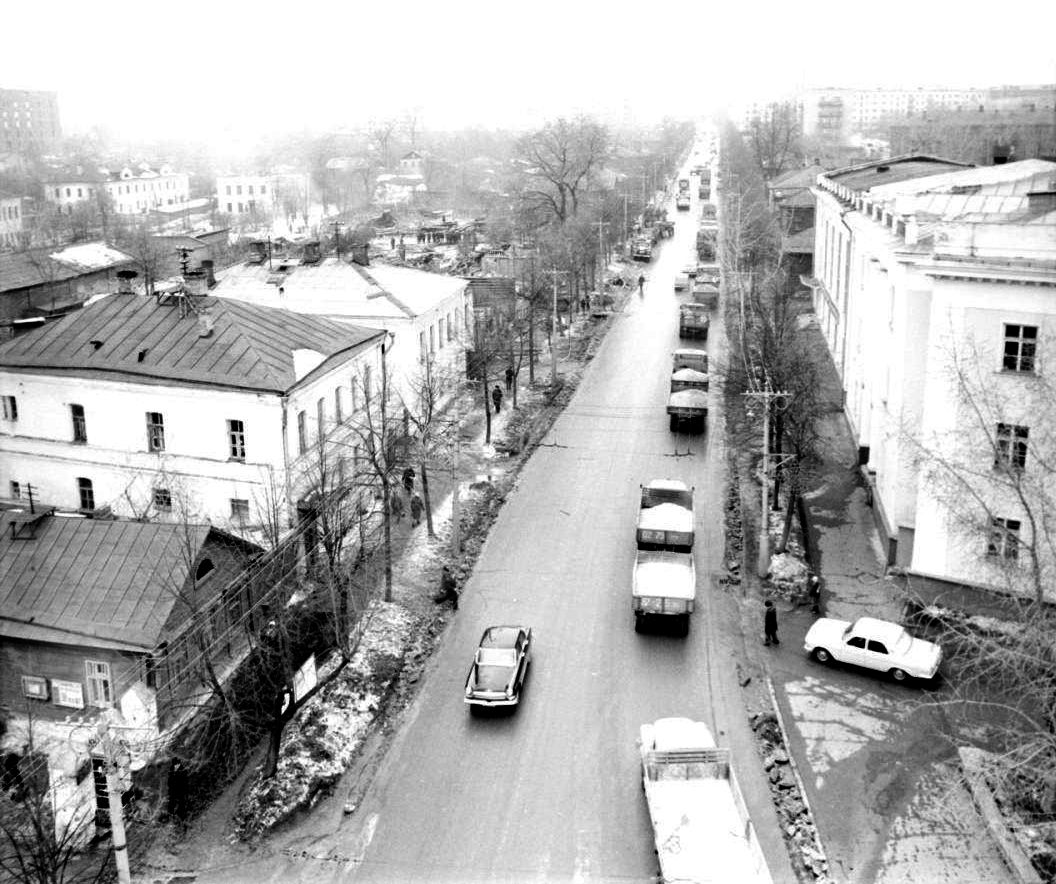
[213,257,466,321]
[49,242,136,272]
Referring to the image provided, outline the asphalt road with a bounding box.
[225,153,788,883]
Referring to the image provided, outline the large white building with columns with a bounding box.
[810,156,1056,600]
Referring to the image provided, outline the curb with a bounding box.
[960,747,1043,884]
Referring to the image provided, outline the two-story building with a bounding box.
[43,164,192,217]
[0,290,386,533]
[0,191,29,249]
[215,173,273,217]
[212,243,472,413]
[810,155,1056,600]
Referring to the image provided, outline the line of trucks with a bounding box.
[632,485,773,881]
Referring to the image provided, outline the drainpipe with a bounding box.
[280,394,292,532]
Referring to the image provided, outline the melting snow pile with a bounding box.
[234,601,417,839]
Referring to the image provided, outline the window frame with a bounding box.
[85,659,112,707]
[1002,323,1038,373]
[227,418,246,461]
[987,517,1021,560]
[71,403,87,442]
[230,498,250,522]
[994,422,1028,471]
[77,477,95,512]
[146,411,165,452]
[153,487,172,512]
[1,395,17,421]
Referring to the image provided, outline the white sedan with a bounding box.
[804,616,941,682]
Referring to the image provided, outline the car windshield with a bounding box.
[477,647,516,667]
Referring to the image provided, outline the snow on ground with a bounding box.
[233,601,418,840]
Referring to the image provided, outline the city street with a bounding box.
[188,160,795,883]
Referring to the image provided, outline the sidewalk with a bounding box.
[739,302,1010,884]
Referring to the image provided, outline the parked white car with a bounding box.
[804,617,941,682]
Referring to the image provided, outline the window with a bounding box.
[846,636,867,649]
[236,185,242,195]
[227,202,233,213]
[438,319,445,349]
[317,398,326,437]
[10,481,20,499]
[363,366,373,403]
[153,487,172,511]
[350,378,358,414]
[866,641,889,655]
[297,410,307,453]
[65,187,71,197]
[1,395,17,421]
[230,498,249,522]
[995,423,1028,471]
[77,188,82,198]
[334,387,343,423]
[419,331,427,362]
[987,517,1021,560]
[77,477,95,511]
[260,185,266,195]
[429,326,436,354]
[1003,324,1037,372]
[227,419,246,460]
[195,558,215,583]
[447,312,454,341]
[226,185,231,195]
[85,660,112,707]
[248,185,254,195]
[146,412,165,451]
[71,403,86,442]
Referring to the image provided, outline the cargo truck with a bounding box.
[633,550,696,634]
[676,193,691,211]
[636,480,694,551]
[639,717,773,884]
[668,351,709,432]
[679,302,710,339]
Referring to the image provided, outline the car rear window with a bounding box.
[477,648,516,666]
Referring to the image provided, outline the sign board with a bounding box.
[52,680,85,709]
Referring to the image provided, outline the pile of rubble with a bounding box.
[722,459,744,589]
[750,711,833,883]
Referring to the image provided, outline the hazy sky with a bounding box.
[3,0,1054,149]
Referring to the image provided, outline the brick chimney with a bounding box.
[116,269,138,294]
[200,259,216,288]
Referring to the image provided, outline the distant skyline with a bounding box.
[2,0,1054,152]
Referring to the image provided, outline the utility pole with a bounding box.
[88,718,131,884]
[450,397,462,555]
[592,220,609,309]
[743,386,791,578]
[543,268,568,384]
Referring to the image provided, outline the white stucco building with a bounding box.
[810,155,1056,599]
[0,192,27,249]
[0,291,385,533]
[212,247,472,413]
[43,164,191,217]
[215,173,273,216]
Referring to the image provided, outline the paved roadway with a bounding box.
[221,152,793,883]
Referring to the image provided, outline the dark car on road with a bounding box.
[464,625,532,709]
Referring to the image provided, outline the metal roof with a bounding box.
[0,242,134,294]
[0,292,384,393]
[0,513,215,651]
[825,155,972,193]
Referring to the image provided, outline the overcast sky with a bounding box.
[3,0,1054,150]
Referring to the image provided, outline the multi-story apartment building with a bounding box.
[215,173,273,216]
[0,291,385,533]
[0,88,61,155]
[810,155,1056,600]
[43,164,191,217]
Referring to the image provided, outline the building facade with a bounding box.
[0,292,385,533]
[0,88,61,155]
[215,173,273,216]
[0,193,28,249]
[810,156,1056,599]
[43,164,191,217]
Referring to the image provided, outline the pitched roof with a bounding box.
[824,154,974,193]
[0,292,383,392]
[770,163,826,190]
[0,242,134,294]
[0,513,214,651]
[213,257,466,322]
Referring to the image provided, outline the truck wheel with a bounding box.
[669,415,678,432]
[891,668,908,682]
[812,648,831,664]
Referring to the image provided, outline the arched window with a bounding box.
[195,558,215,584]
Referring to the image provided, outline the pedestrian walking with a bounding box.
[504,366,514,393]
[764,600,780,646]
[402,466,416,495]
[390,236,396,250]
[637,273,646,296]
[491,384,503,413]
[808,574,821,615]
[410,492,423,526]
[389,489,404,522]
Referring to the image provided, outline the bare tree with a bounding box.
[401,359,458,538]
[745,101,803,180]
[368,119,399,171]
[516,117,610,224]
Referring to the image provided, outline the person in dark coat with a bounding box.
[808,574,821,615]
[410,492,424,526]
[389,489,404,522]
[491,384,503,413]
[402,466,416,494]
[504,366,514,393]
[764,600,780,646]
[437,566,458,609]
[637,274,646,295]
